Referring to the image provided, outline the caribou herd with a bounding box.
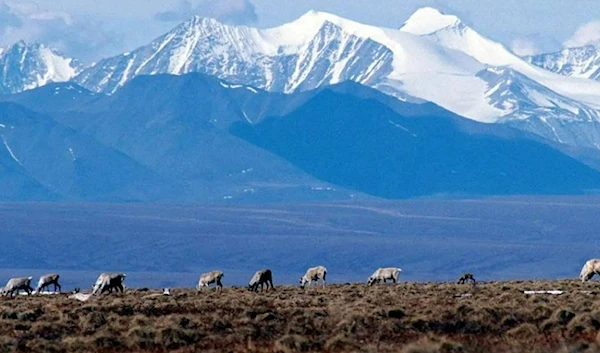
[1,258,600,299]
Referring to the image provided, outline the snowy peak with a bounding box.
[400,7,462,35]
[477,66,598,121]
[0,41,82,95]
[526,46,600,81]
[290,9,345,27]
[68,8,600,151]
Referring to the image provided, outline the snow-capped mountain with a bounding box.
[0,41,82,95]
[526,46,600,81]
[70,8,600,150]
[74,12,424,98]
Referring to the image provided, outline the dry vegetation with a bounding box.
[1,280,600,353]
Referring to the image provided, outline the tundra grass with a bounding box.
[0,280,599,353]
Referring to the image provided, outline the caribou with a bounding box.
[457,273,476,284]
[36,273,61,293]
[92,273,126,295]
[248,269,274,292]
[299,266,327,289]
[367,267,402,286]
[580,259,600,282]
[197,270,224,291]
[3,277,34,297]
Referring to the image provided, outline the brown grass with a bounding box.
[0,280,599,352]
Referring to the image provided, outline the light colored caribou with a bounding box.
[197,270,224,291]
[299,266,327,288]
[248,269,274,292]
[142,288,171,299]
[92,273,126,295]
[3,277,34,297]
[580,259,600,282]
[367,267,402,286]
[36,273,61,293]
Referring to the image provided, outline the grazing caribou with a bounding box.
[3,277,34,297]
[367,267,402,286]
[248,269,274,292]
[299,266,327,289]
[580,259,600,282]
[36,273,61,293]
[457,273,476,284]
[197,270,224,291]
[92,273,126,295]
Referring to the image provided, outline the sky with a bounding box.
[0,0,599,63]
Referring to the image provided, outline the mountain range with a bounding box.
[0,41,81,95]
[1,8,600,201]
[2,8,600,150]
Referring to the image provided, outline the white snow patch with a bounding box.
[311,186,335,191]
[388,120,417,137]
[117,56,135,88]
[400,7,461,36]
[241,110,252,124]
[523,290,564,295]
[2,136,21,165]
[539,117,563,143]
[37,46,79,84]
[68,147,76,161]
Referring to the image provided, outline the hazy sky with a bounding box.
[1,0,599,63]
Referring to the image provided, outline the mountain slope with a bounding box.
[0,102,177,201]
[14,74,360,202]
[399,8,600,111]
[72,10,486,108]
[526,46,600,81]
[3,72,600,201]
[231,88,600,198]
[0,135,58,201]
[0,41,82,95]
[68,8,600,152]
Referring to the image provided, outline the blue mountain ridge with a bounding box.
[1,72,599,201]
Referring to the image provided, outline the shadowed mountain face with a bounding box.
[0,102,177,201]
[231,89,600,198]
[2,72,600,201]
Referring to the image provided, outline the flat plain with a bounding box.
[1,280,600,353]
[2,197,600,288]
